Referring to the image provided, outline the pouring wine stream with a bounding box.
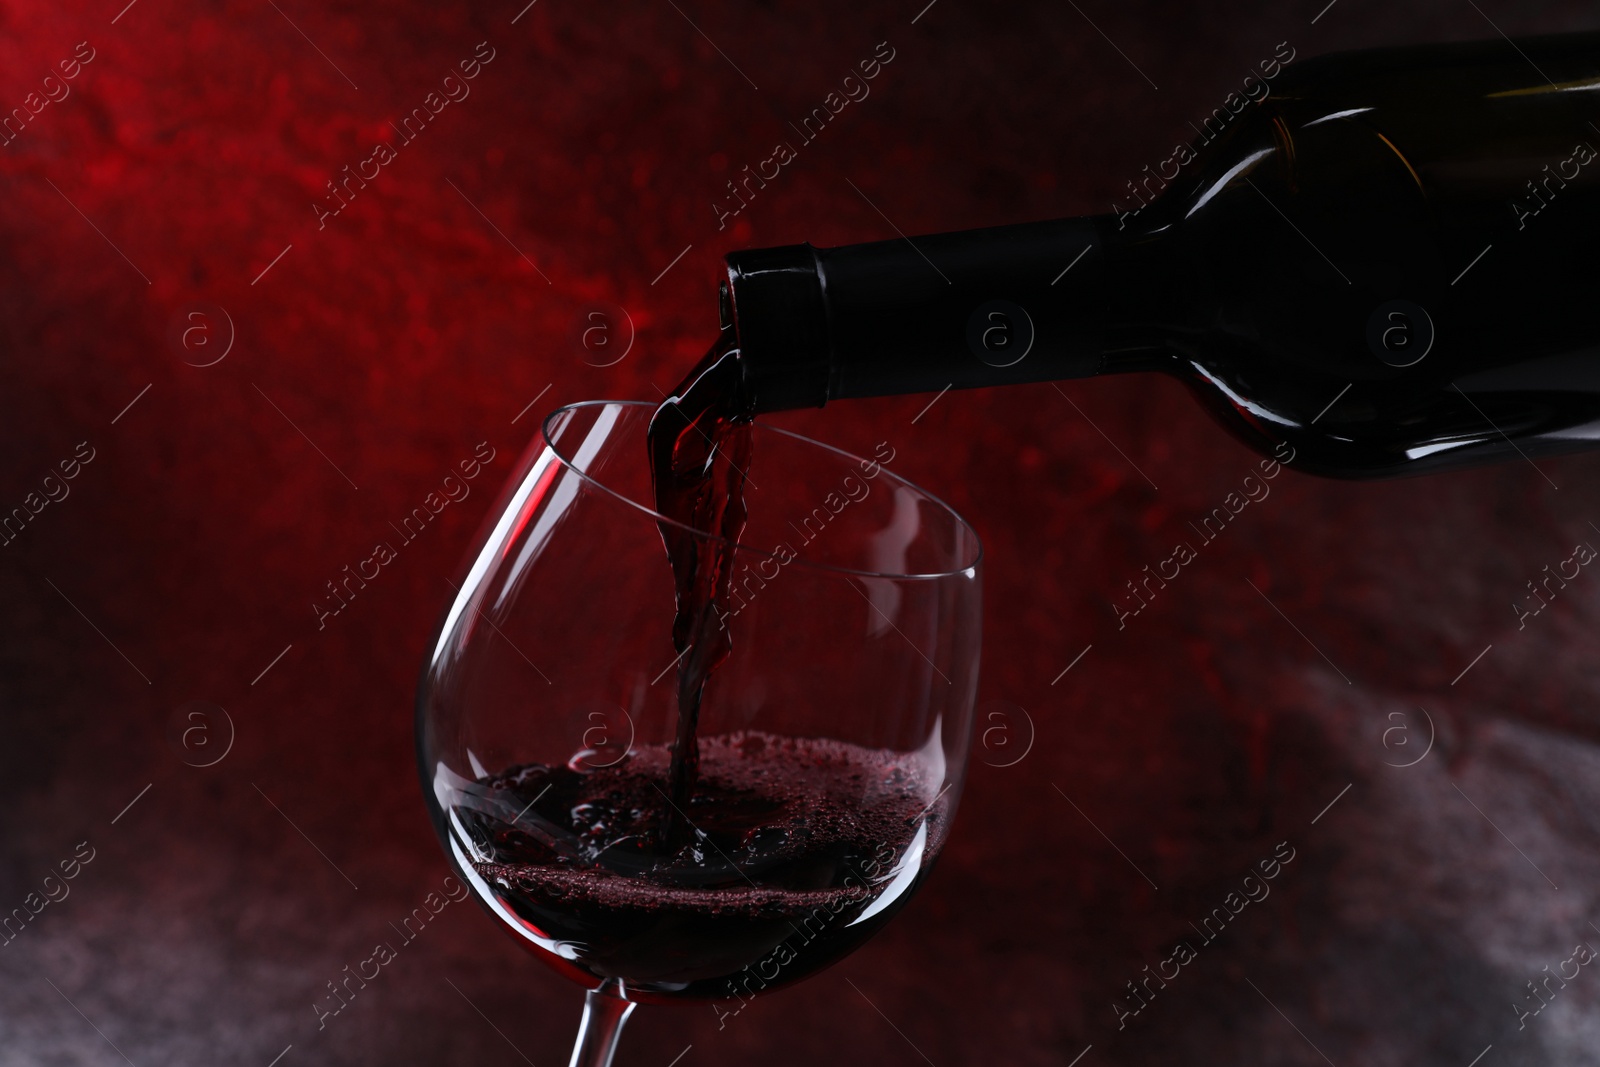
[646,333,755,843]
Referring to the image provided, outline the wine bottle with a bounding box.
[712,31,1600,478]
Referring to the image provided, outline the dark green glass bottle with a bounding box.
[709,31,1600,477]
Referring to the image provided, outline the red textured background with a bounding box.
[3,1,1599,1065]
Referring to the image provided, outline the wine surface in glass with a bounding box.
[468,731,946,1000]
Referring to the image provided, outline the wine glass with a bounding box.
[416,400,982,1066]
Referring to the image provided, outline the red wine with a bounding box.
[468,731,945,1000]
[646,333,752,836]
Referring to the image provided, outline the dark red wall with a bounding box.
[2,1,1597,1064]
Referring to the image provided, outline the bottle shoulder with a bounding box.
[1123,30,1600,239]
[1097,34,1600,477]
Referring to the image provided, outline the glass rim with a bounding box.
[539,399,984,581]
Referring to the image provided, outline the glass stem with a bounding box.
[568,982,635,1067]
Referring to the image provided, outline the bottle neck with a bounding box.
[725,215,1172,413]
